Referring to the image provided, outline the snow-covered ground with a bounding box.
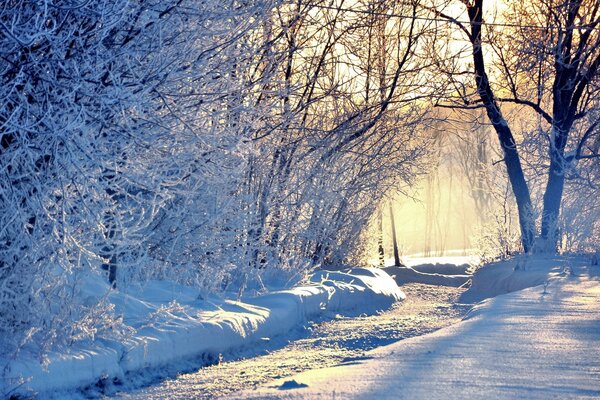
[235,255,600,399]
[378,252,476,287]
[461,253,580,302]
[384,265,471,287]
[117,283,468,399]
[6,254,596,399]
[1,268,403,399]
[402,251,479,269]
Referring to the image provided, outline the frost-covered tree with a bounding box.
[0,0,436,360]
[433,0,600,253]
[0,0,271,357]
[239,0,435,270]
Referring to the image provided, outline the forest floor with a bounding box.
[114,284,469,399]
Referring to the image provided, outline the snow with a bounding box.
[235,256,600,399]
[118,283,465,399]
[410,262,471,275]
[382,255,474,287]
[402,253,479,269]
[1,267,403,398]
[383,265,471,287]
[461,254,585,302]
[7,255,597,399]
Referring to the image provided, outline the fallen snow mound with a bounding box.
[2,267,403,398]
[383,265,471,287]
[461,254,587,302]
[411,263,471,275]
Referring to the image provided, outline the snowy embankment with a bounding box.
[461,254,582,302]
[2,268,403,398]
[236,255,600,399]
[383,265,471,287]
[383,255,475,287]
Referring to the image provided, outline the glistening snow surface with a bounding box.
[237,260,600,399]
[2,268,403,398]
[116,283,468,399]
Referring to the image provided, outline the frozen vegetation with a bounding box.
[1,0,600,399]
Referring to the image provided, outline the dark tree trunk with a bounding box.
[389,203,401,267]
[101,170,119,288]
[378,210,385,267]
[540,141,567,252]
[539,120,572,251]
[467,0,535,252]
[538,0,582,251]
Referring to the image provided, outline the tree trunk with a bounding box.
[539,119,571,252]
[378,209,385,267]
[539,157,565,252]
[538,41,578,252]
[389,203,401,267]
[467,0,535,253]
[101,170,119,288]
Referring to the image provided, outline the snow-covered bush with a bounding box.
[559,163,600,254]
[0,0,432,362]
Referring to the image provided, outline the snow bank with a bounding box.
[1,268,403,398]
[410,263,471,275]
[403,253,479,269]
[383,265,471,287]
[461,254,587,302]
[308,268,406,313]
[236,261,600,399]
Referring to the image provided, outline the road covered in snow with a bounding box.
[12,254,596,399]
[117,283,469,399]
[236,256,600,399]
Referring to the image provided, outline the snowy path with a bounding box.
[236,270,600,399]
[114,284,468,399]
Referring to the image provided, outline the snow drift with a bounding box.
[383,265,471,287]
[1,267,403,398]
[461,254,587,302]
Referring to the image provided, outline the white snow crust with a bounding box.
[1,268,403,398]
[383,265,471,287]
[236,256,600,399]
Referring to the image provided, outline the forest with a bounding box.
[1,0,599,388]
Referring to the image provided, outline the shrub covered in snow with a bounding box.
[0,0,430,364]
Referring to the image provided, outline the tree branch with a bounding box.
[497,98,552,124]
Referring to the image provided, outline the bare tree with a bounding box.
[433,0,600,252]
